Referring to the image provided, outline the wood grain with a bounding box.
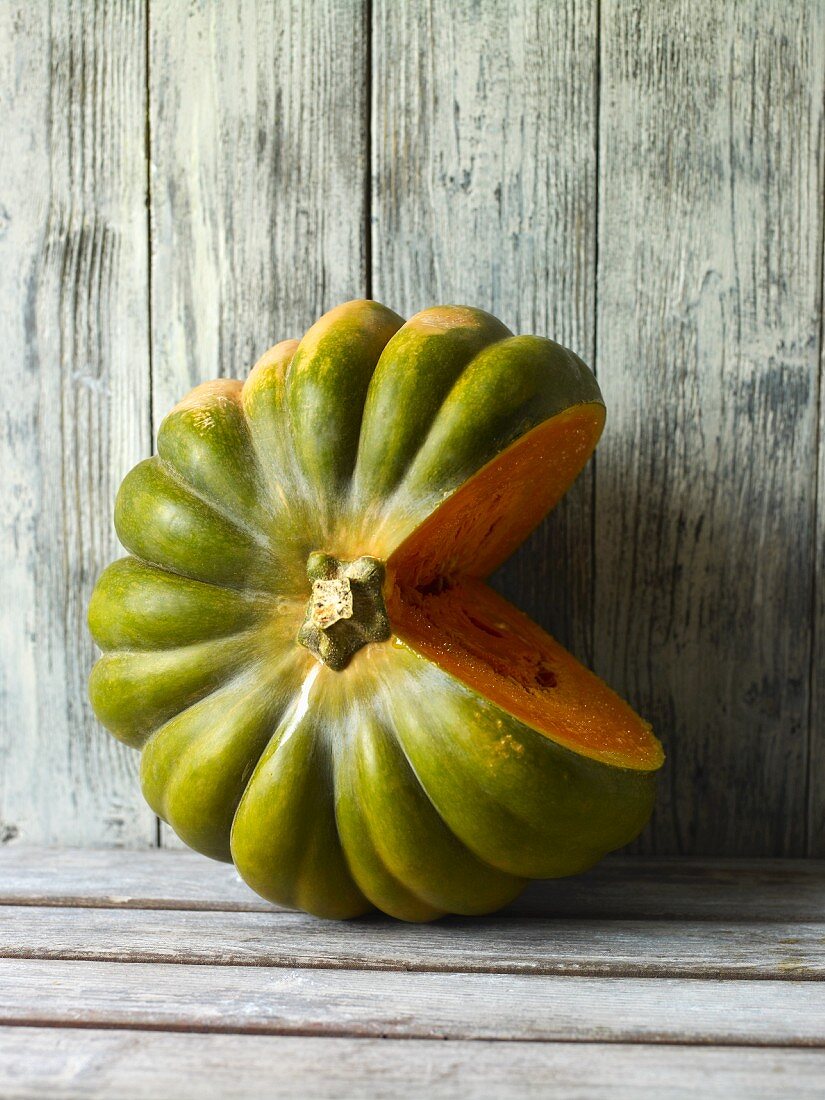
[2,1028,823,1100]
[148,0,368,415]
[0,1,155,846]
[3,958,823,1046]
[3,847,825,921]
[2,904,821,980]
[2,848,822,1092]
[595,0,825,856]
[810,257,825,856]
[372,0,599,664]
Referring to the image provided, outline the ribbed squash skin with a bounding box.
[88,301,663,921]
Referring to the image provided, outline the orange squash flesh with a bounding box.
[389,579,661,771]
[390,402,606,585]
[388,403,662,773]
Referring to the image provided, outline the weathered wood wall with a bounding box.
[1,0,822,857]
[0,1,154,847]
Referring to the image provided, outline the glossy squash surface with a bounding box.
[89,301,664,921]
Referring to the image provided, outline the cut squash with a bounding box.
[89,300,663,921]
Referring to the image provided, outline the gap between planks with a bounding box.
[2,1029,824,1100]
[1,905,821,982]
[0,959,823,1048]
[2,848,824,921]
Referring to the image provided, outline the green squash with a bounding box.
[89,300,663,921]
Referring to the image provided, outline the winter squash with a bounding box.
[88,301,663,921]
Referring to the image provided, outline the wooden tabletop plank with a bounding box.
[2,958,822,1047]
[1,905,820,980]
[2,847,824,921]
[0,846,264,912]
[2,1027,823,1100]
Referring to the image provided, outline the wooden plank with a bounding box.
[2,848,824,920]
[811,249,825,857]
[596,2,825,855]
[2,958,823,1047]
[2,1028,823,1100]
[148,0,368,415]
[0,1,154,846]
[148,0,369,850]
[1,905,820,980]
[372,0,599,663]
[0,846,264,911]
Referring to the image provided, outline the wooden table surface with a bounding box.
[0,849,823,1098]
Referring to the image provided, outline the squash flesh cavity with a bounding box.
[389,578,662,772]
[388,403,605,584]
[387,403,661,772]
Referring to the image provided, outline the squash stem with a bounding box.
[297,553,391,671]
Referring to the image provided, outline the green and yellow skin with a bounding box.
[88,300,663,921]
